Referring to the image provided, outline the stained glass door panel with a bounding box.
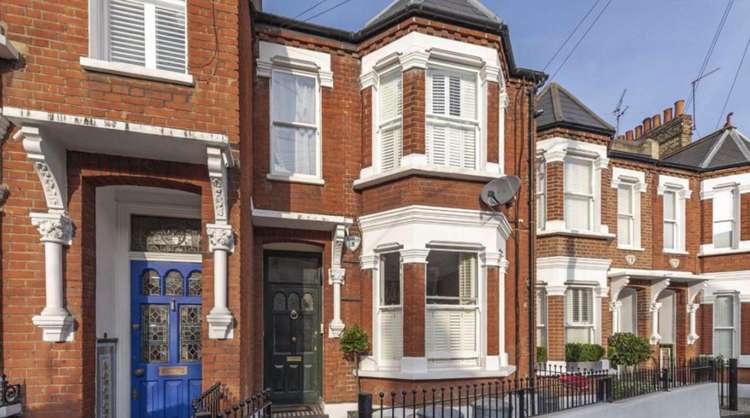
[131,260,202,418]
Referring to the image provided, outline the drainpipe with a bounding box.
[527,79,543,374]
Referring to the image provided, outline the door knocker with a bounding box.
[290,309,299,320]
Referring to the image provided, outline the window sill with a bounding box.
[663,249,689,256]
[358,366,516,380]
[698,245,750,257]
[537,229,615,240]
[266,173,325,186]
[353,164,500,190]
[80,57,195,86]
[617,246,646,252]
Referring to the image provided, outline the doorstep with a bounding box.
[273,403,328,418]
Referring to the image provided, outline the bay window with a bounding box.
[91,0,188,74]
[425,251,478,365]
[536,161,546,230]
[565,287,593,343]
[713,187,738,249]
[378,253,402,364]
[426,68,479,170]
[564,157,594,231]
[377,70,403,171]
[617,183,636,247]
[714,294,737,358]
[270,70,321,180]
[663,190,680,251]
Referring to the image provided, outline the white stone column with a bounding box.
[31,212,75,342]
[686,281,707,345]
[650,302,662,345]
[610,300,623,333]
[328,225,346,338]
[206,223,235,339]
[205,146,235,339]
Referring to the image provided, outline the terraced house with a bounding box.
[534,83,750,383]
[0,0,544,417]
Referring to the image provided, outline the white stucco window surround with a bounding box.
[658,175,691,254]
[258,41,331,185]
[536,137,612,239]
[611,167,646,251]
[4,107,232,343]
[700,173,750,256]
[84,0,193,85]
[357,205,515,380]
[356,32,508,188]
[537,257,610,345]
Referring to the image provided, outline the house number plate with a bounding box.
[286,356,302,363]
[159,366,188,376]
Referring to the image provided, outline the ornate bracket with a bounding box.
[17,126,67,212]
[329,225,346,338]
[207,147,228,223]
[686,281,708,345]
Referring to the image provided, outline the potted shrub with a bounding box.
[565,343,605,371]
[607,333,651,372]
[536,346,548,365]
[340,324,370,395]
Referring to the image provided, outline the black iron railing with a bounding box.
[358,358,732,418]
[0,375,21,408]
[193,385,272,418]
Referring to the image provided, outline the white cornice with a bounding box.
[252,204,354,232]
[701,172,750,199]
[611,166,647,192]
[537,256,612,271]
[657,174,692,198]
[258,41,333,88]
[359,205,510,238]
[536,137,609,168]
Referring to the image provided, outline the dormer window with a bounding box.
[426,68,479,170]
[376,69,403,171]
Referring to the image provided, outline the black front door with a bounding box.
[264,251,322,404]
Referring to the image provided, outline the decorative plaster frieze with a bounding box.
[206,223,234,253]
[329,225,347,338]
[207,147,228,223]
[31,212,74,245]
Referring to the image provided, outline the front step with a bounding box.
[273,403,328,418]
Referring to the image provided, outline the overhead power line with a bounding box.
[543,0,604,72]
[303,0,356,22]
[294,0,331,19]
[687,0,735,108]
[716,33,750,130]
[549,0,616,81]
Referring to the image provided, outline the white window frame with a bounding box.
[536,160,547,230]
[376,251,403,368]
[565,287,594,344]
[268,68,323,184]
[712,185,740,250]
[564,155,595,232]
[425,65,482,171]
[611,168,645,250]
[425,250,481,366]
[658,176,690,254]
[536,288,547,348]
[713,293,739,359]
[84,0,192,85]
[374,67,403,172]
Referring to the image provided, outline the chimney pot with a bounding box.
[664,108,673,122]
[626,130,634,142]
[635,126,643,139]
[643,118,652,132]
[675,100,685,116]
[653,114,661,128]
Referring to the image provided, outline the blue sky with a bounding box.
[264,0,750,140]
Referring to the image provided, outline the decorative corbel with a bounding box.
[328,224,346,338]
[686,281,708,345]
[649,279,671,345]
[205,146,235,339]
[16,125,76,342]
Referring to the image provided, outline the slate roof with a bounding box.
[536,82,615,136]
[363,0,502,32]
[663,126,750,170]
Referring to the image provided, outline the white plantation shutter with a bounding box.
[427,69,478,169]
[109,0,146,66]
[565,288,593,343]
[106,0,187,73]
[379,309,403,361]
[426,309,477,356]
[714,295,736,358]
[378,71,403,171]
[458,254,475,304]
[155,5,187,73]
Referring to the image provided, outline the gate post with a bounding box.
[729,358,738,411]
[661,368,669,392]
[358,393,373,418]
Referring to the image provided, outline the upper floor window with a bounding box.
[536,161,546,230]
[426,68,479,170]
[102,0,187,73]
[565,287,593,344]
[270,70,321,180]
[617,183,636,247]
[713,186,739,249]
[564,157,594,231]
[663,190,681,251]
[377,70,403,171]
[378,252,402,363]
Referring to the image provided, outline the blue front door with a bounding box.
[131,261,203,418]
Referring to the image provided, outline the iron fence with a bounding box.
[358,358,733,418]
[193,385,272,418]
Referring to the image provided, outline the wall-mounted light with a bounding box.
[344,227,361,252]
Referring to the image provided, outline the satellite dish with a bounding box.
[481,176,521,208]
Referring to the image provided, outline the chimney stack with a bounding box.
[652,114,661,129]
[643,118,652,133]
[664,107,673,122]
[635,126,643,139]
[625,130,634,142]
[675,100,685,117]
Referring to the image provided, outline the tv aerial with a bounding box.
[612,89,629,135]
[481,176,521,208]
